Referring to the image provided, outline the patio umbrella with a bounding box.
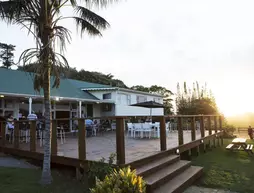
[130,100,164,118]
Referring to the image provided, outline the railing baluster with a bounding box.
[51,120,57,156]
[78,118,86,160]
[1,121,5,148]
[191,117,196,141]
[14,121,19,149]
[200,116,205,152]
[191,117,198,156]
[116,117,125,165]
[207,116,212,149]
[160,116,167,151]
[219,116,223,145]
[178,117,183,145]
[30,121,36,152]
[214,116,218,133]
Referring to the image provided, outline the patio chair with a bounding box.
[166,122,171,135]
[127,123,134,137]
[111,123,116,131]
[133,123,143,138]
[142,123,152,138]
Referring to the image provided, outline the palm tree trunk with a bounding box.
[40,66,52,185]
[40,0,53,185]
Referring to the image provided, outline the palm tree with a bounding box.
[0,0,117,185]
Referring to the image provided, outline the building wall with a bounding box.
[89,90,117,102]
[115,91,164,116]
[115,105,164,116]
[93,104,101,117]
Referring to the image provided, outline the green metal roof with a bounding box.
[0,68,111,101]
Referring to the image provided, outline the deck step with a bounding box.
[153,166,203,193]
[136,155,179,177]
[144,160,191,191]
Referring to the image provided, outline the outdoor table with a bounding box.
[232,138,247,150]
[229,138,253,155]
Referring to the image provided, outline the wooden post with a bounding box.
[214,116,218,133]
[207,116,212,149]
[78,118,86,160]
[208,116,212,135]
[30,121,36,152]
[14,121,19,149]
[190,117,198,156]
[177,117,183,145]
[159,116,167,151]
[116,117,125,165]
[219,116,223,145]
[191,117,196,141]
[213,116,216,148]
[199,116,205,153]
[51,120,57,155]
[1,121,5,147]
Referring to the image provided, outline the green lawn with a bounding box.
[192,139,254,193]
[0,167,88,193]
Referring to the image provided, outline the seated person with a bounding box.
[85,118,94,136]
[27,111,38,121]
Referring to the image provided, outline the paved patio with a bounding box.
[5,130,216,163]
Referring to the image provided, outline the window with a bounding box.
[4,99,13,109]
[136,96,147,103]
[154,97,162,103]
[102,104,112,112]
[118,94,130,105]
[103,93,112,100]
[127,95,131,105]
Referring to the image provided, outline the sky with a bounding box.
[1,0,254,116]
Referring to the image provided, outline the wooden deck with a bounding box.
[5,130,216,163]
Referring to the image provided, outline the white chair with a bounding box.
[111,123,116,131]
[154,122,160,138]
[57,126,66,145]
[166,122,171,135]
[133,123,143,138]
[142,123,152,138]
[127,123,134,137]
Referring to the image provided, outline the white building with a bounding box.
[0,68,164,131]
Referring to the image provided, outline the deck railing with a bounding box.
[0,115,224,167]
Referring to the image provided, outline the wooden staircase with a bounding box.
[134,154,203,193]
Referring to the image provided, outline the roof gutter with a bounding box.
[0,92,114,104]
[82,87,163,97]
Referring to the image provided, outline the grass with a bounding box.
[0,167,88,193]
[192,139,254,193]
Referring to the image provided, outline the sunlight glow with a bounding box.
[214,78,254,117]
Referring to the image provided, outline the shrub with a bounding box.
[90,166,146,193]
[222,124,236,138]
[88,153,116,181]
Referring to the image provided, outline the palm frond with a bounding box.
[73,16,102,36]
[75,6,109,29]
[53,25,72,53]
[83,0,120,9]
[18,47,69,90]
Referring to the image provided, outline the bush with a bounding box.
[88,153,116,181]
[90,166,146,193]
[222,124,236,138]
[87,153,117,188]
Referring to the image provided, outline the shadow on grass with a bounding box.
[0,167,88,193]
[192,139,254,193]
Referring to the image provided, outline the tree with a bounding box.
[176,81,219,115]
[0,42,15,69]
[0,0,117,185]
[18,64,128,88]
[131,85,174,115]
